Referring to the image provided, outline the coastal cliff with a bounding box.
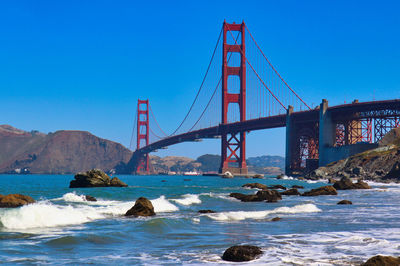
[307,128,400,182]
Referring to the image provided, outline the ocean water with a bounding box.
[0,175,400,265]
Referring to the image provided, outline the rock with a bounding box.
[222,245,263,262]
[302,186,338,196]
[352,166,363,175]
[292,185,304,189]
[256,189,282,202]
[242,183,268,190]
[183,179,191,181]
[229,192,257,202]
[337,200,352,205]
[222,171,234,178]
[253,174,264,179]
[383,162,400,180]
[328,178,337,184]
[276,174,284,179]
[271,217,281,221]
[361,255,400,266]
[281,188,300,196]
[85,195,97,202]
[125,197,155,217]
[0,194,35,208]
[268,185,287,190]
[69,169,128,188]
[110,177,128,187]
[161,180,167,182]
[296,176,305,180]
[198,209,215,213]
[333,177,371,190]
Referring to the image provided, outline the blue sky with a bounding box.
[1,0,399,158]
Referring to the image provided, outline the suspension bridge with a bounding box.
[127,21,400,175]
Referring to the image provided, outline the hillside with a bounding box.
[0,125,132,174]
[307,127,400,182]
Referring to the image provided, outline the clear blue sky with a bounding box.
[1,0,399,158]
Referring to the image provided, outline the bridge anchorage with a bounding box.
[128,20,400,176]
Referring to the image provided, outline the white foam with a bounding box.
[205,203,321,221]
[150,196,179,212]
[171,194,201,206]
[61,192,86,202]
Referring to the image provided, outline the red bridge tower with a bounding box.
[136,99,149,174]
[220,21,248,174]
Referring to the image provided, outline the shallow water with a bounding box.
[0,175,399,265]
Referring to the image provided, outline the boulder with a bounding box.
[328,178,337,184]
[242,183,268,190]
[383,162,400,180]
[352,166,363,175]
[271,217,281,221]
[85,195,97,202]
[69,169,128,188]
[253,174,264,179]
[110,177,128,187]
[281,188,300,196]
[268,185,287,190]
[222,245,263,262]
[256,189,282,202]
[0,194,35,208]
[333,177,371,190]
[222,171,234,178]
[361,255,400,266]
[337,200,352,205]
[125,197,155,217]
[229,192,259,202]
[292,185,304,189]
[198,209,215,213]
[276,174,284,179]
[302,186,338,196]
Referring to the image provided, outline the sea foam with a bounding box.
[151,196,179,212]
[204,203,321,221]
[171,194,201,206]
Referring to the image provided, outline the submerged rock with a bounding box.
[198,209,216,214]
[281,188,300,196]
[292,185,304,189]
[333,177,371,190]
[361,255,400,266]
[69,169,127,188]
[125,197,155,217]
[242,183,268,190]
[256,189,282,202]
[337,200,352,205]
[222,245,263,262]
[252,174,264,179]
[85,195,97,202]
[0,194,35,208]
[268,185,287,190]
[271,217,281,222]
[302,186,337,196]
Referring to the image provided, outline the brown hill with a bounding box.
[0,125,132,174]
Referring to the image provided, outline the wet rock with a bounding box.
[110,177,128,187]
[256,189,282,202]
[85,195,97,202]
[337,200,352,205]
[198,209,215,213]
[333,177,371,190]
[125,197,155,217]
[268,185,287,190]
[271,217,281,221]
[69,169,128,188]
[0,194,35,208]
[276,174,284,179]
[183,179,191,181]
[161,180,167,182]
[328,178,337,184]
[222,245,263,262]
[292,185,304,189]
[253,174,264,179]
[242,183,268,190]
[222,171,234,178]
[361,255,400,266]
[302,186,338,196]
[229,192,258,202]
[281,188,300,196]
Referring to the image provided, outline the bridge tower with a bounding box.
[136,99,149,174]
[220,21,248,174]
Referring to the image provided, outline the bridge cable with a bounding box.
[170,27,223,136]
[149,103,169,137]
[226,24,287,110]
[244,24,311,110]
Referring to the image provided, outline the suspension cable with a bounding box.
[244,24,311,110]
[170,27,223,136]
[129,108,138,150]
[149,103,169,137]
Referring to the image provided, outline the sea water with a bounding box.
[0,175,399,265]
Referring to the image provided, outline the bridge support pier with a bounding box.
[318,99,335,167]
[285,106,294,175]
